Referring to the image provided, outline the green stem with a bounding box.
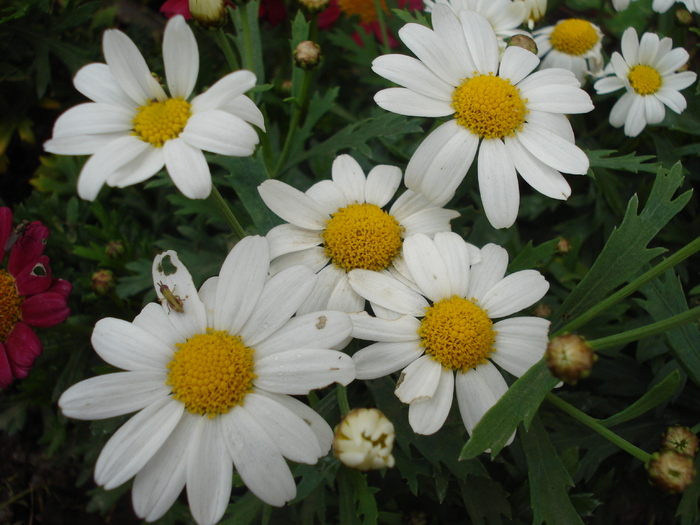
[271,68,314,177]
[209,185,246,239]
[692,422,700,434]
[373,0,391,56]
[213,27,240,71]
[553,236,700,338]
[587,306,700,351]
[336,385,351,417]
[546,393,651,463]
[239,3,255,71]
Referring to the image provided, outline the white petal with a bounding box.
[594,76,626,95]
[327,274,365,313]
[506,136,571,200]
[479,269,549,318]
[349,311,421,342]
[517,123,589,174]
[433,232,471,298]
[498,46,540,85]
[133,302,187,349]
[332,154,367,204]
[181,110,259,156]
[364,165,402,207]
[610,52,631,78]
[372,54,454,100]
[374,88,455,117]
[94,397,184,489]
[353,340,424,379]
[490,317,550,377]
[620,27,639,64]
[478,138,519,229]
[515,68,581,93]
[389,189,433,222]
[467,243,509,302]
[348,269,429,317]
[258,180,329,230]
[525,110,575,143]
[656,48,691,76]
[637,32,660,65]
[524,85,594,114]
[455,361,508,436]
[91,318,174,371]
[662,71,697,91]
[306,180,348,215]
[43,132,128,156]
[222,95,266,131]
[107,145,165,188]
[655,88,687,114]
[163,15,198,99]
[404,233,451,302]
[191,70,257,113]
[51,102,134,138]
[432,4,477,77]
[460,10,499,74]
[163,138,212,199]
[408,367,454,435]
[198,277,218,328]
[73,63,137,109]
[644,95,666,124]
[266,224,322,259]
[295,264,343,314]
[609,91,636,128]
[624,94,648,137]
[400,207,460,237]
[270,247,328,276]
[395,354,442,403]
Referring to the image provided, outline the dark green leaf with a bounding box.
[676,454,700,525]
[459,475,512,525]
[586,149,658,174]
[508,238,560,273]
[220,492,264,525]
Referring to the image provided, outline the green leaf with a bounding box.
[599,370,681,427]
[676,454,700,525]
[460,360,559,460]
[338,468,379,525]
[219,492,264,525]
[508,238,560,273]
[552,163,692,332]
[521,416,584,525]
[459,475,512,525]
[586,149,658,174]
[636,269,700,387]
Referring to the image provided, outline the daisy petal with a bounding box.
[460,10,499,74]
[609,91,636,128]
[266,224,322,259]
[499,47,540,85]
[43,132,129,156]
[491,317,550,377]
[372,55,454,100]
[478,138,519,229]
[332,154,366,203]
[222,95,266,131]
[433,232,471,298]
[594,76,626,95]
[163,138,212,199]
[348,269,429,317]
[353,340,424,380]
[431,4,476,79]
[364,165,402,207]
[395,354,442,403]
[620,27,639,64]
[73,63,137,109]
[349,312,422,342]
[327,274,365,313]
[479,269,549,318]
[404,233,451,302]
[107,146,165,188]
[91,318,174,371]
[506,136,572,200]
[180,110,259,156]
[163,15,198,99]
[51,102,134,138]
[306,180,348,215]
[467,244,509,303]
[258,180,329,230]
[191,70,257,113]
[644,95,666,124]
[455,361,509,437]
[400,207,460,237]
[655,88,687,114]
[517,123,589,175]
[624,95,647,137]
[374,87,455,117]
[408,367,454,435]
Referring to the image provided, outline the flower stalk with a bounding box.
[213,26,240,71]
[209,185,247,239]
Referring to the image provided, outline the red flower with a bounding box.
[160,0,287,26]
[0,208,71,389]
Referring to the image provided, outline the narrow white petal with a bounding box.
[327,274,365,313]
[163,15,198,99]
[506,137,572,200]
[479,269,549,318]
[353,340,424,379]
[395,354,442,403]
[254,349,355,394]
[478,138,519,229]
[270,247,328,276]
[594,76,626,95]
[655,88,687,114]
[400,207,460,237]
[467,244,509,302]
[222,95,266,131]
[491,317,550,377]
[404,234,451,302]
[51,102,134,138]
[389,189,433,222]
[408,367,454,435]
[349,311,421,342]
[624,94,648,137]
[460,10,500,74]
[91,318,174,371]
[455,362,508,437]
[107,146,165,188]
[133,302,187,348]
[524,85,594,114]
[266,224,322,259]
[73,63,137,109]
[498,47,540,85]
[620,27,639,64]
[431,4,476,77]
[94,397,184,489]
[656,48,691,76]
[181,110,259,156]
[191,70,257,113]
[372,55,454,100]
[364,165,402,207]
[305,180,348,215]
[163,138,212,199]
[661,71,697,91]
[637,32,660,65]
[43,132,128,156]
[332,154,367,204]
[525,110,575,143]
[644,95,666,124]
[348,268,429,317]
[609,91,636,128]
[258,180,329,230]
[295,264,343,314]
[433,232,470,298]
[610,52,630,78]
[515,68,580,93]
[517,123,589,175]
[198,277,218,328]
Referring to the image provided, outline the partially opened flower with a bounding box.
[0,208,71,389]
[348,233,550,438]
[258,154,460,315]
[593,27,697,137]
[534,18,604,84]
[372,7,593,229]
[59,237,356,524]
[44,15,264,201]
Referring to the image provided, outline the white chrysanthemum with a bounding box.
[347,233,550,438]
[258,154,460,315]
[593,27,697,137]
[44,15,264,201]
[534,19,604,84]
[653,0,700,13]
[422,0,528,51]
[612,0,636,10]
[517,0,546,28]
[58,237,355,525]
[372,7,593,229]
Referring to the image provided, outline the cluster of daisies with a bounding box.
[30,1,696,524]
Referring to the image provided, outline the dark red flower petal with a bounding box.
[160,0,192,18]
[0,207,12,263]
[318,0,341,29]
[5,322,42,379]
[8,221,49,275]
[21,290,70,328]
[47,278,72,298]
[14,255,53,296]
[0,342,14,389]
[260,0,286,26]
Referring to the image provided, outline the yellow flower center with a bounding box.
[167,329,256,417]
[0,270,23,343]
[322,203,404,272]
[549,19,599,56]
[452,74,528,139]
[133,98,191,147]
[628,65,663,95]
[418,296,496,371]
[338,0,387,23]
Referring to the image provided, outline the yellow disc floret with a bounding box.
[418,296,495,371]
[338,0,387,23]
[322,203,403,272]
[549,19,599,56]
[167,329,256,417]
[0,270,23,342]
[628,65,663,95]
[452,74,528,139]
[133,97,191,147]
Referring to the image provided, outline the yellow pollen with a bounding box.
[452,74,528,139]
[133,98,191,147]
[418,296,496,371]
[628,65,663,95]
[322,203,403,272]
[0,270,23,343]
[167,329,256,417]
[549,19,599,56]
[337,0,387,23]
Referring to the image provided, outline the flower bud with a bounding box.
[507,34,538,55]
[105,241,125,259]
[189,0,228,28]
[299,0,330,15]
[661,426,699,459]
[545,333,596,385]
[647,450,696,494]
[556,237,571,254]
[333,408,395,471]
[534,303,552,318]
[91,269,115,296]
[294,41,322,71]
[676,8,693,24]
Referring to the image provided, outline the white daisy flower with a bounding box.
[612,0,636,10]
[44,15,264,201]
[258,154,461,315]
[372,7,593,229]
[516,0,546,29]
[422,0,528,51]
[347,233,550,438]
[58,237,355,525]
[534,19,604,84]
[653,0,700,13]
[593,27,697,137]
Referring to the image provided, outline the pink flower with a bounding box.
[0,208,71,389]
[160,0,287,26]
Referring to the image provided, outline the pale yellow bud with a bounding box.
[545,333,596,385]
[647,450,696,494]
[661,426,699,459]
[189,0,228,28]
[333,408,396,471]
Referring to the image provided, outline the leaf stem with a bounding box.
[373,0,391,55]
[213,27,240,71]
[553,236,700,338]
[209,185,246,239]
[545,393,651,463]
[238,3,255,71]
[336,384,351,417]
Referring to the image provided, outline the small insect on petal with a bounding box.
[158,281,185,313]
[4,220,31,252]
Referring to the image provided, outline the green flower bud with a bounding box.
[294,41,322,71]
[545,333,596,385]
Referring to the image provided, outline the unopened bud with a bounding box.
[676,8,693,24]
[294,41,322,70]
[333,408,395,471]
[91,269,115,296]
[299,0,330,14]
[190,0,228,26]
[534,303,552,318]
[647,450,696,493]
[556,237,571,254]
[545,334,596,385]
[507,34,538,55]
[105,241,125,259]
[661,426,699,458]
